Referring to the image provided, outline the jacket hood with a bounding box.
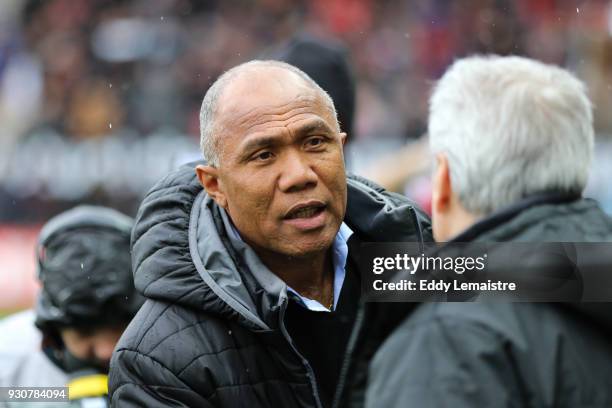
[35,205,143,332]
[131,162,430,331]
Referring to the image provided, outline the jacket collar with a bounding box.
[451,191,581,242]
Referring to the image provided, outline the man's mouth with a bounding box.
[285,203,326,219]
[283,201,328,230]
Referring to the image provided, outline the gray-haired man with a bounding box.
[336,55,612,408]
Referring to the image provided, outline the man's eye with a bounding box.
[305,137,325,148]
[255,151,273,161]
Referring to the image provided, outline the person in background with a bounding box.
[271,33,356,145]
[335,55,612,408]
[0,309,67,408]
[0,205,143,407]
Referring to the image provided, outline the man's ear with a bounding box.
[195,164,227,209]
[432,153,452,215]
[339,132,347,147]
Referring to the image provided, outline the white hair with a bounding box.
[429,55,594,215]
[199,60,338,167]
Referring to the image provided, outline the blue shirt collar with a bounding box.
[223,210,353,312]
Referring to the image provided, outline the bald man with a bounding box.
[108,61,431,408]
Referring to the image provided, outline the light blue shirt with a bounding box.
[224,214,353,313]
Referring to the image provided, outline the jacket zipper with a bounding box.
[279,298,324,408]
[331,305,365,408]
[332,207,424,408]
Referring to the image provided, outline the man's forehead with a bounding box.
[216,66,322,118]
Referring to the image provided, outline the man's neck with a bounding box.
[220,209,337,306]
[256,246,335,306]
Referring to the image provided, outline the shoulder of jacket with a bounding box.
[395,302,560,346]
[117,300,230,355]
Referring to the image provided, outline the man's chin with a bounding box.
[280,234,336,258]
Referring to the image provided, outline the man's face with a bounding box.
[60,325,125,371]
[199,68,347,258]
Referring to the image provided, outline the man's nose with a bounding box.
[278,151,318,193]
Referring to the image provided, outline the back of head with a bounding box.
[429,55,594,215]
[271,33,356,138]
[35,205,143,333]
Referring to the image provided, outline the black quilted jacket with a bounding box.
[108,162,431,408]
[335,194,612,408]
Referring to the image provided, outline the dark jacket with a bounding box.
[108,164,431,408]
[337,194,612,408]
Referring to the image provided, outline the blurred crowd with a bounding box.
[2,0,612,222]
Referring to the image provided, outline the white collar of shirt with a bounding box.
[223,210,354,313]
